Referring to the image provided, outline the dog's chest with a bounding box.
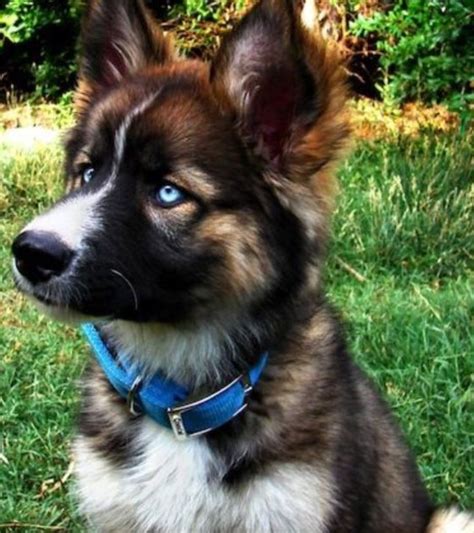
[74,419,334,532]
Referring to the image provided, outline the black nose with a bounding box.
[12,231,73,284]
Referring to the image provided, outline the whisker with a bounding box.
[110,269,139,311]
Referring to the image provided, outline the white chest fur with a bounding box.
[74,419,334,532]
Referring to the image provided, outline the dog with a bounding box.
[11,0,473,531]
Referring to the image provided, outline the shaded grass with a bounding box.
[0,128,472,529]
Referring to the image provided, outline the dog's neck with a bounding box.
[101,285,320,392]
[102,315,265,391]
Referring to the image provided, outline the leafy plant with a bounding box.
[181,0,217,20]
[350,0,473,111]
[172,0,247,21]
[1,0,472,109]
[0,0,81,99]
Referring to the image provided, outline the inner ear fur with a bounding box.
[211,0,349,191]
[75,0,175,114]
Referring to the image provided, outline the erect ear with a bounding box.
[75,0,174,109]
[211,0,349,184]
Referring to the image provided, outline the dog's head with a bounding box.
[12,0,348,326]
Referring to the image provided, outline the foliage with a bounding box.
[0,0,247,98]
[1,0,472,109]
[172,0,247,21]
[350,0,473,111]
[175,0,221,21]
[0,0,81,99]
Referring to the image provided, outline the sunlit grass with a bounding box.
[330,130,473,278]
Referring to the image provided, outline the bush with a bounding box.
[172,0,247,21]
[0,1,249,100]
[0,0,81,99]
[1,0,472,110]
[350,0,473,111]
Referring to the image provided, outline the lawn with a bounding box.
[0,116,472,530]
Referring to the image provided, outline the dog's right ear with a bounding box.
[75,0,174,112]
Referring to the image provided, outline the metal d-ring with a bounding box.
[126,376,144,417]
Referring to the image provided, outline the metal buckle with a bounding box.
[127,376,143,417]
[167,373,253,440]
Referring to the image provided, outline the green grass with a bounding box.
[0,127,473,530]
[0,142,86,530]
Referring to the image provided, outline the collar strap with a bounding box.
[81,323,268,440]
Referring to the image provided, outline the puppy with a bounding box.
[12,0,472,531]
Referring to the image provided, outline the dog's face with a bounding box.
[12,0,348,326]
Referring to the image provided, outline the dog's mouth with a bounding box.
[13,262,59,304]
[12,251,204,324]
[12,259,153,324]
[12,261,94,323]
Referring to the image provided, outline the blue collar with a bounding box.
[81,323,268,440]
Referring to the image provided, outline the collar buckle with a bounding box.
[167,373,253,440]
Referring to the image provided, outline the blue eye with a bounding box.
[154,184,186,207]
[82,166,95,184]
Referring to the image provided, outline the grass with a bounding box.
[0,141,86,531]
[0,124,473,530]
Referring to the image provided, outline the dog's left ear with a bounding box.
[211,0,348,183]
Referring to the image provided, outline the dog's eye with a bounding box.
[81,166,96,185]
[154,184,186,207]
